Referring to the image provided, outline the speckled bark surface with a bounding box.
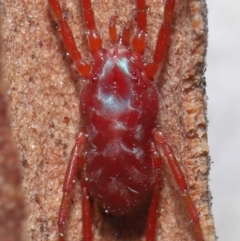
[1,0,215,240]
[0,10,25,240]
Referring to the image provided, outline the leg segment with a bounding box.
[81,0,102,52]
[48,0,91,77]
[132,0,147,53]
[145,0,175,79]
[146,147,163,241]
[58,131,87,241]
[153,130,204,241]
[80,160,92,241]
[136,0,147,32]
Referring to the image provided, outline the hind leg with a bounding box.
[153,130,204,241]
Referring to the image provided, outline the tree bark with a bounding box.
[0,13,25,240]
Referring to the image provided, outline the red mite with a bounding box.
[48,0,204,240]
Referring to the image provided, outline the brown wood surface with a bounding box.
[1,0,216,240]
[0,11,25,240]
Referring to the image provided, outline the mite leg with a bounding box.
[146,145,163,241]
[79,155,92,241]
[145,0,175,79]
[48,0,91,77]
[153,130,204,241]
[136,0,147,32]
[58,131,87,241]
[81,0,102,52]
[132,0,147,53]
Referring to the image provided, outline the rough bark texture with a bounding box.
[1,0,215,240]
[0,10,25,241]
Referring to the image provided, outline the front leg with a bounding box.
[153,129,204,241]
[48,0,91,77]
[58,131,86,241]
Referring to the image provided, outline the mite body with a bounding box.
[48,0,204,240]
[81,46,159,215]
